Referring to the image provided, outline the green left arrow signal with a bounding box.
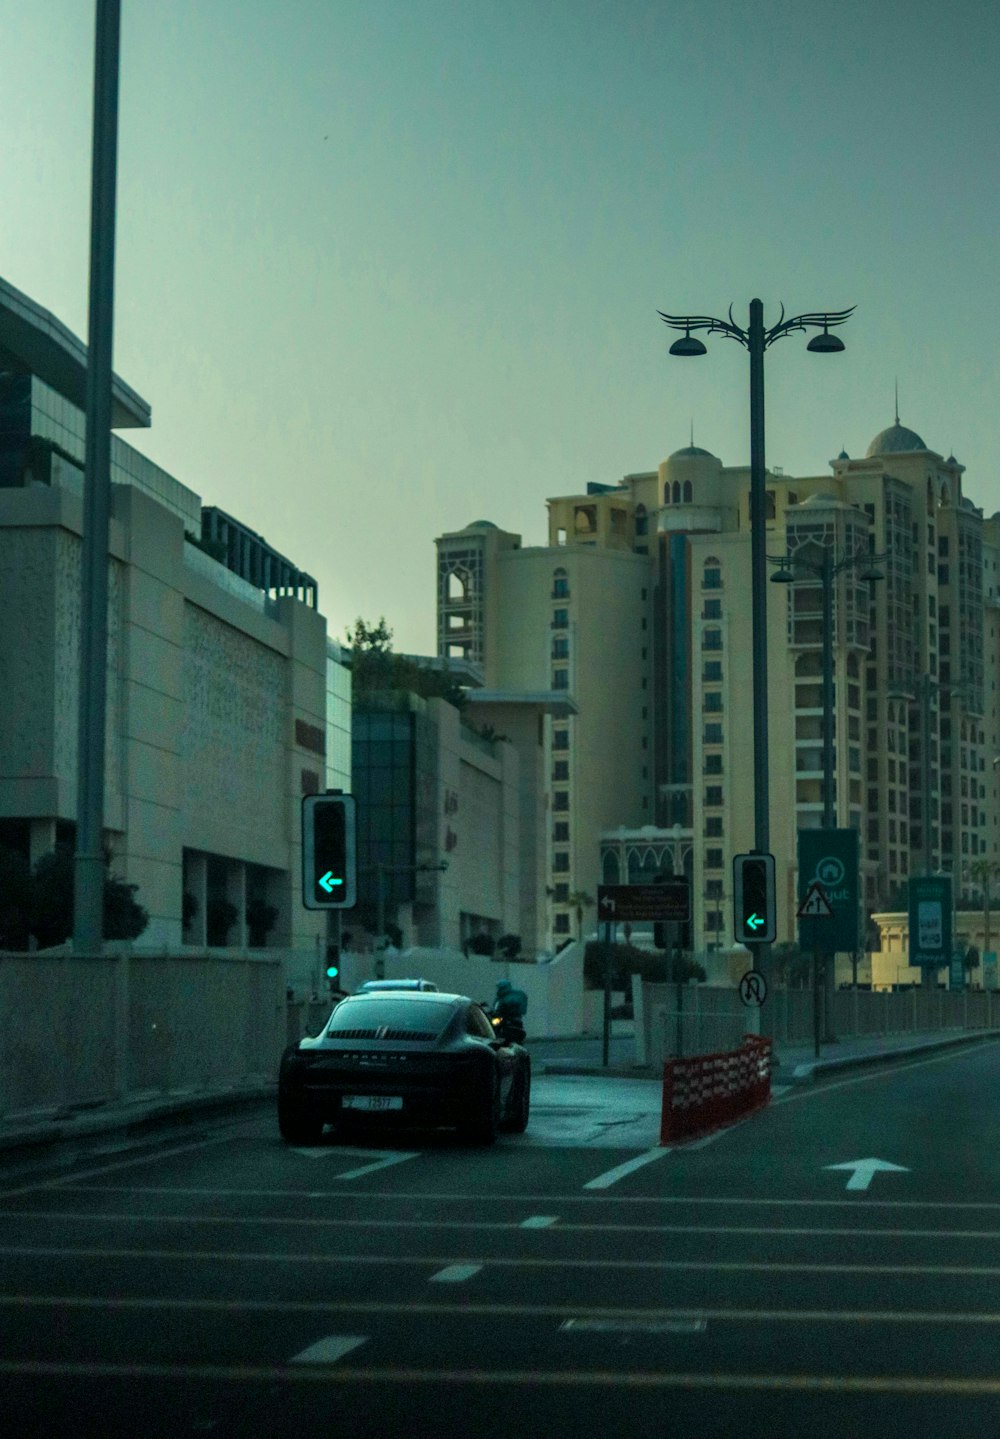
[746,912,763,931]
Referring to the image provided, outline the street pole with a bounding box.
[73,0,121,955]
[375,864,385,979]
[747,301,772,1011]
[820,545,836,1040]
[602,920,613,1067]
[921,674,934,991]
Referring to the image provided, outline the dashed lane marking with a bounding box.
[520,1216,558,1228]
[289,1334,368,1364]
[429,1264,482,1282]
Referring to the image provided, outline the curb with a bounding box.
[786,1030,1000,1084]
[0,1084,276,1162]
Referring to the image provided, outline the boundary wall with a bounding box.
[0,945,283,1123]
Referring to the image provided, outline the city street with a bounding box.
[3,1037,1000,1438]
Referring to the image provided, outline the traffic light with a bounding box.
[302,793,357,909]
[733,852,776,944]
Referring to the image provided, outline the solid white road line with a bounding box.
[583,1149,672,1189]
[290,1335,368,1364]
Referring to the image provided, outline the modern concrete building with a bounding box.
[437,420,998,963]
[0,275,344,964]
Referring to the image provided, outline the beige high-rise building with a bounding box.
[437,417,997,958]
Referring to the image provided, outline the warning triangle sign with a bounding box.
[797,881,834,918]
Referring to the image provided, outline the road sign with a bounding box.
[302,792,357,909]
[597,882,690,923]
[739,970,767,1007]
[796,881,834,919]
[732,853,776,944]
[797,829,858,952]
[907,875,951,967]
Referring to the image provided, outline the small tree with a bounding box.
[497,933,522,960]
[468,933,496,956]
[246,898,278,947]
[206,897,238,947]
[24,843,148,950]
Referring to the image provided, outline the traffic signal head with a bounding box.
[733,853,776,945]
[302,793,357,909]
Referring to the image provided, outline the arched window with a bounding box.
[927,478,934,512]
[672,481,681,503]
[635,504,648,536]
[447,569,467,600]
[552,567,569,599]
[683,480,692,503]
[703,556,722,589]
[940,481,949,507]
[602,851,621,884]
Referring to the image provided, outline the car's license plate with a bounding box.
[342,1095,403,1111]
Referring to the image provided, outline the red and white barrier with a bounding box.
[659,1033,772,1144]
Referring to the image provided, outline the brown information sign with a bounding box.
[597,882,690,923]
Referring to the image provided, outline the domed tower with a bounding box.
[658,444,724,510]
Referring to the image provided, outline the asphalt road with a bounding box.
[4,1039,1000,1439]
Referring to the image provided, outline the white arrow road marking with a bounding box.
[290,1335,367,1364]
[584,1149,672,1189]
[290,1147,420,1180]
[429,1265,482,1283]
[824,1158,910,1191]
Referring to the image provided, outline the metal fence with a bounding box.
[640,981,1000,1068]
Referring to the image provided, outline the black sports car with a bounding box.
[278,991,530,1146]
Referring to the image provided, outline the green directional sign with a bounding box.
[907,875,951,969]
[797,828,859,952]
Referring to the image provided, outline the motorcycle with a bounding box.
[481,1002,526,1047]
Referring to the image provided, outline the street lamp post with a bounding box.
[770,542,885,1040]
[661,300,854,1017]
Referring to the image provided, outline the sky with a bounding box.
[3,0,1000,655]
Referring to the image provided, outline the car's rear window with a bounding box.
[325,998,455,1036]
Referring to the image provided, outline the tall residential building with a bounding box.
[437,421,996,953]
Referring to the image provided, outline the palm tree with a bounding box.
[567,890,595,941]
[966,859,1000,961]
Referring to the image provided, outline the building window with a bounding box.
[703,562,722,590]
[554,883,569,902]
[552,669,569,689]
[704,691,722,712]
[553,822,569,841]
[553,760,569,781]
[553,729,569,750]
[703,599,722,619]
[552,608,568,628]
[705,786,723,807]
[706,817,723,837]
[703,629,722,650]
[705,849,723,870]
[703,661,722,681]
[554,913,570,934]
[704,723,723,745]
[552,568,569,598]
[553,852,570,872]
[704,754,723,775]
[636,507,648,536]
[552,637,569,659]
[552,791,569,811]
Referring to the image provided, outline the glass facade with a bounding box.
[352,706,438,918]
[325,640,353,790]
[0,371,201,531]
